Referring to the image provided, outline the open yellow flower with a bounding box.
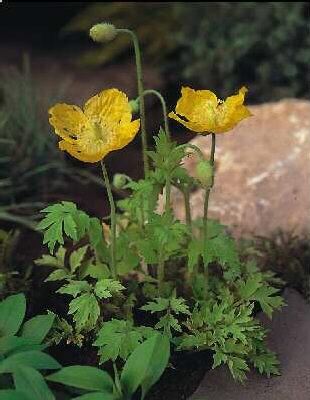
[49,89,140,163]
[169,86,252,134]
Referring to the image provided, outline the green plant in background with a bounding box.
[33,21,285,397]
[168,2,310,102]
[0,229,33,298]
[0,293,169,399]
[0,54,70,229]
[62,2,182,68]
[64,2,309,103]
[47,333,170,400]
[240,230,310,301]
[0,229,19,293]
[0,293,59,399]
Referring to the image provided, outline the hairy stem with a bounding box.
[141,89,171,216]
[183,185,192,232]
[100,160,117,279]
[165,173,171,215]
[117,28,149,177]
[141,89,171,140]
[203,133,216,251]
[158,259,165,295]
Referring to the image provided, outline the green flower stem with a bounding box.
[113,362,123,397]
[183,185,192,232]
[141,88,172,216]
[100,160,117,279]
[117,28,149,177]
[141,89,171,140]
[158,259,165,295]
[178,142,206,233]
[165,173,171,215]
[203,133,216,247]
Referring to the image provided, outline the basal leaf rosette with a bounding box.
[169,86,252,134]
[49,88,140,163]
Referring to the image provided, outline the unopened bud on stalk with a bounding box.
[196,160,214,188]
[129,98,140,114]
[113,173,127,189]
[89,23,117,43]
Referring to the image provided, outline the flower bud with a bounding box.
[129,98,140,114]
[195,160,214,188]
[89,23,117,43]
[113,173,127,189]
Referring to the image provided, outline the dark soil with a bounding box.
[143,349,214,400]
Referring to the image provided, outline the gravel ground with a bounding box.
[191,288,310,400]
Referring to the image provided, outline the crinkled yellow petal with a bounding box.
[168,111,210,133]
[83,88,140,155]
[84,88,131,128]
[170,87,219,133]
[59,140,107,163]
[110,118,140,150]
[175,87,217,121]
[215,86,252,133]
[48,104,91,143]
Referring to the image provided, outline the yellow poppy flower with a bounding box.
[48,89,140,163]
[169,86,252,134]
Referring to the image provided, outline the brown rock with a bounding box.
[172,100,310,237]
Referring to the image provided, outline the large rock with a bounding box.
[172,100,310,237]
[190,289,310,400]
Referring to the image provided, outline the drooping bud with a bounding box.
[113,173,127,189]
[129,98,140,114]
[195,160,214,188]
[89,23,117,43]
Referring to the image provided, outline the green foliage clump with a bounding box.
[0,293,60,399]
[0,293,169,399]
[47,332,170,400]
[36,130,284,385]
[240,230,310,301]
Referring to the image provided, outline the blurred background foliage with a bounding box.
[0,228,32,298]
[63,2,310,103]
[0,55,105,228]
[0,55,67,228]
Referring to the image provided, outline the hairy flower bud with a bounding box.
[129,98,140,114]
[196,160,214,188]
[113,173,127,189]
[89,23,117,43]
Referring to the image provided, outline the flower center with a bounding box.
[92,119,108,144]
